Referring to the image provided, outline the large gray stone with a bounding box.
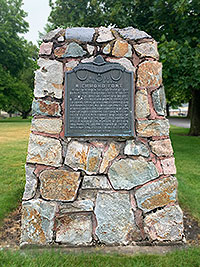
[34,58,63,99]
[144,205,184,241]
[65,27,95,42]
[136,119,170,137]
[135,89,150,119]
[27,134,62,167]
[21,199,57,245]
[64,42,87,57]
[135,176,177,213]
[56,213,93,245]
[22,165,37,200]
[116,27,151,40]
[82,175,111,190]
[152,86,166,116]
[124,140,149,157]
[133,41,159,59]
[94,191,138,245]
[108,158,159,190]
[43,28,63,41]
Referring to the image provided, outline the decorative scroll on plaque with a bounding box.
[65,55,134,137]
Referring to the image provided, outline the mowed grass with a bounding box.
[0,246,200,267]
[170,125,200,221]
[0,118,31,223]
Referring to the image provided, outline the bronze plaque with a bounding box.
[65,56,134,137]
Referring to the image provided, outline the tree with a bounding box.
[0,0,38,119]
[48,0,200,135]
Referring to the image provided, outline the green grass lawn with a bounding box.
[170,125,200,221]
[0,118,30,224]
[0,246,199,267]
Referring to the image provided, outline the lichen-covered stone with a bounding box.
[106,58,135,72]
[135,176,177,213]
[54,44,68,58]
[135,89,150,118]
[152,86,166,116]
[136,120,170,137]
[39,42,53,56]
[112,40,132,58]
[137,61,162,88]
[65,60,79,71]
[100,142,121,173]
[116,27,151,40]
[161,158,176,175]
[32,99,61,117]
[58,200,94,213]
[82,175,111,189]
[124,140,149,157]
[144,205,184,241]
[27,134,62,167]
[56,213,93,245]
[64,141,102,175]
[150,139,173,157]
[94,191,138,245]
[96,27,114,42]
[65,27,95,42]
[31,118,62,134]
[133,41,159,59]
[43,28,63,41]
[108,158,159,190]
[22,165,37,200]
[39,170,81,201]
[103,43,111,54]
[63,42,87,57]
[21,199,57,245]
[34,58,63,99]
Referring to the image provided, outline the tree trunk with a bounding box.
[21,111,29,119]
[187,99,192,118]
[189,90,200,136]
[9,112,12,118]
[166,103,170,117]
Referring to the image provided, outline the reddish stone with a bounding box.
[161,158,176,175]
[39,42,53,56]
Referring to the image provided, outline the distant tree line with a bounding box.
[0,0,38,119]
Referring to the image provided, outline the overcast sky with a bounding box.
[22,0,51,45]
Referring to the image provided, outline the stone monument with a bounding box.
[21,26,184,247]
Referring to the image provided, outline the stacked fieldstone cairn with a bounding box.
[21,26,184,247]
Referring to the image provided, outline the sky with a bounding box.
[22,0,51,45]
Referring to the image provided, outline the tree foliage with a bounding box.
[0,0,38,118]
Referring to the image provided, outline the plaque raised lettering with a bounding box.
[65,56,134,137]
